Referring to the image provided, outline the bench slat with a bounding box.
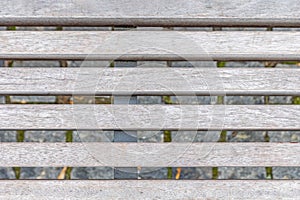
[0,68,299,96]
[0,143,299,167]
[1,0,300,27]
[0,180,299,199]
[0,180,300,200]
[0,105,300,130]
[1,31,300,61]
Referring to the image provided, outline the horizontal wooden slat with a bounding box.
[0,143,299,167]
[1,0,300,27]
[1,31,300,61]
[1,105,300,130]
[0,180,299,199]
[0,68,300,96]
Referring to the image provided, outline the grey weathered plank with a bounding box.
[0,105,300,130]
[1,31,300,61]
[113,62,138,179]
[1,180,300,199]
[1,0,300,27]
[0,143,299,167]
[0,68,300,96]
[1,180,299,199]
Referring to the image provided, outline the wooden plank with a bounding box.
[1,31,300,61]
[0,105,300,130]
[0,68,300,96]
[113,61,138,179]
[0,143,299,167]
[0,180,299,199]
[1,0,300,27]
[3,180,300,199]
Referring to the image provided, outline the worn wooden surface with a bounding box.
[0,105,300,130]
[0,1,299,197]
[0,68,300,96]
[1,31,300,61]
[1,0,300,27]
[0,143,299,167]
[113,62,138,179]
[0,180,299,199]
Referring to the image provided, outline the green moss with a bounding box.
[13,167,21,179]
[281,61,298,65]
[265,167,273,179]
[13,130,25,179]
[56,26,63,31]
[5,96,11,104]
[163,95,173,179]
[212,167,218,179]
[264,96,270,104]
[167,167,173,179]
[217,96,224,105]
[16,130,25,142]
[163,95,172,179]
[162,96,172,104]
[109,61,115,67]
[65,131,73,179]
[292,96,300,104]
[65,167,72,180]
[218,130,227,142]
[264,89,273,179]
[7,26,16,31]
[8,61,14,67]
[66,130,73,143]
[264,132,270,142]
[217,61,226,68]
[163,96,172,144]
[163,130,172,143]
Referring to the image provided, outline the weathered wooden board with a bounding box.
[1,31,300,61]
[113,62,138,179]
[0,104,300,130]
[1,0,300,26]
[0,143,299,167]
[0,180,299,199]
[0,68,299,96]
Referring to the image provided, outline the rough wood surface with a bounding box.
[0,180,300,200]
[1,0,300,26]
[0,104,300,130]
[0,143,299,167]
[0,68,300,96]
[1,31,300,61]
[0,180,299,199]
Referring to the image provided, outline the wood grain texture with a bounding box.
[0,180,300,200]
[0,68,300,96]
[1,0,300,26]
[0,180,299,199]
[0,143,299,167]
[0,105,300,130]
[1,31,300,61]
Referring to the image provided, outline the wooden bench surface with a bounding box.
[0,143,299,167]
[1,31,300,61]
[1,0,300,199]
[0,68,299,96]
[1,104,300,130]
[1,180,299,199]
[1,0,300,27]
